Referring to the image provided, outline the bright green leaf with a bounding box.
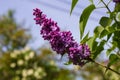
[70,0,78,15]
[79,4,95,39]
[94,26,104,37]
[106,26,116,33]
[80,32,90,44]
[87,36,98,52]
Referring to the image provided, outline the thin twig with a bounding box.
[89,58,120,75]
[101,0,120,26]
[101,0,111,13]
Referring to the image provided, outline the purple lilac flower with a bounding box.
[33,8,91,66]
[50,31,74,55]
[68,44,90,66]
[33,8,60,40]
[113,0,120,3]
[33,8,46,25]
[40,18,60,40]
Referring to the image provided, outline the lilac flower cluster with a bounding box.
[49,31,74,55]
[68,44,90,66]
[33,8,91,66]
[113,0,120,3]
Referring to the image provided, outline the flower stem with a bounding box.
[89,58,120,75]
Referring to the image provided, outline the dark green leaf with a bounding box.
[115,3,120,12]
[79,4,95,39]
[100,29,109,38]
[105,54,119,73]
[99,17,112,27]
[93,40,106,59]
[107,33,112,41]
[70,0,78,15]
[108,54,119,67]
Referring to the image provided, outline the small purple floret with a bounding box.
[40,19,60,40]
[33,8,60,40]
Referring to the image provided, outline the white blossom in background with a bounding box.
[24,51,34,60]
[21,46,30,54]
[34,70,42,79]
[37,67,43,73]
[27,69,34,76]
[21,78,27,80]
[17,59,24,66]
[34,67,46,79]
[49,60,55,66]
[10,53,17,58]
[24,55,30,61]
[21,49,26,54]
[10,63,16,68]
[22,69,28,77]
[8,47,47,79]
[24,46,30,52]
[14,50,21,55]
[29,51,34,59]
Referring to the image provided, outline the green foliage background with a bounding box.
[70,0,120,79]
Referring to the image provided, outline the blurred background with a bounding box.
[0,0,119,80]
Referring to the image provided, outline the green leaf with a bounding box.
[99,29,109,38]
[115,3,120,12]
[92,40,106,59]
[94,26,104,37]
[107,33,112,41]
[89,0,93,3]
[70,0,78,15]
[64,60,72,65]
[99,17,112,27]
[108,54,119,67]
[105,54,119,73]
[79,4,95,39]
[80,32,90,44]
[106,26,116,33]
[87,36,98,52]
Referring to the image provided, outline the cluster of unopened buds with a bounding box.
[33,8,91,66]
